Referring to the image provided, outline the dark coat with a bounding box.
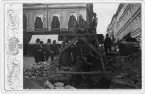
[34,44,41,57]
[39,45,45,61]
[104,37,112,47]
[33,44,43,62]
[50,44,59,55]
[44,43,53,56]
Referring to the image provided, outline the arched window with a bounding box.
[68,13,77,30]
[23,14,27,30]
[34,13,43,30]
[51,13,60,31]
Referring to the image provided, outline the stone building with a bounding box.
[107,3,141,43]
[106,15,117,43]
[23,3,94,32]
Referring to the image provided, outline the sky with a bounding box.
[93,3,119,35]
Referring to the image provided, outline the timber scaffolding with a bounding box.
[56,32,106,74]
[24,30,107,75]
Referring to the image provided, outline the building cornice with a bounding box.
[116,4,130,27]
[131,27,141,38]
[23,4,87,10]
[116,7,141,37]
[23,7,87,10]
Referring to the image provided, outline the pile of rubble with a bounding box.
[44,80,76,89]
[24,61,75,89]
[24,61,57,78]
[111,51,141,88]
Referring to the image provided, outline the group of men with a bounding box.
[34,38,59,63]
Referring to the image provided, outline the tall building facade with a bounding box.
[107,3,141,43]
[106,15,117,43]
[23,3,94,32]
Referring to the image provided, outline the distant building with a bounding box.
[107,3,141,43]
[23,3,94,32]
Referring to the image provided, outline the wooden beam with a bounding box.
[24,31,72,35]
[112,79,139,88]
[24,31,99,36]
[59,34,97,37]
[59,37,79,53]
[80,37,106,71]
[55,71,111,74]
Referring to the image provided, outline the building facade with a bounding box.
[107,3,141,43]
[23,3,94,32]
[106,15,116,43]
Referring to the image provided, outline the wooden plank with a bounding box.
[59,34,98,37]
[112,79,139,88]
[55,71,111,74]
[100,58,106,71]
[24,31,72,35]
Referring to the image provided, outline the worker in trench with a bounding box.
[70,52,102,86]
[70,56,85,86]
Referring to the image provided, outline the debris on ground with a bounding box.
[54,82,64,87]
[24,60,75,89]
[109,51,141,88]
[24,61,56,78]
[44,80,76,89]
[23,50,141,89]
[44,80,55,89]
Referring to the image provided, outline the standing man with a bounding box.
[34,38,41,63]
[39,41,45,62]
[92,13,98,34]
[44,39,54,62]
[50,40,59,56]
[104,34,112,53]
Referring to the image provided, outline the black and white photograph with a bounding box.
[23,2,142,89]
[1,1,145,94]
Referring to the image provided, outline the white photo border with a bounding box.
[1,0,145,94]
[4,3,23,90]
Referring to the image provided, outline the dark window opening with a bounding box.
[34,17,43,30]
[68,15,77,30]
[51,16,60,30]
